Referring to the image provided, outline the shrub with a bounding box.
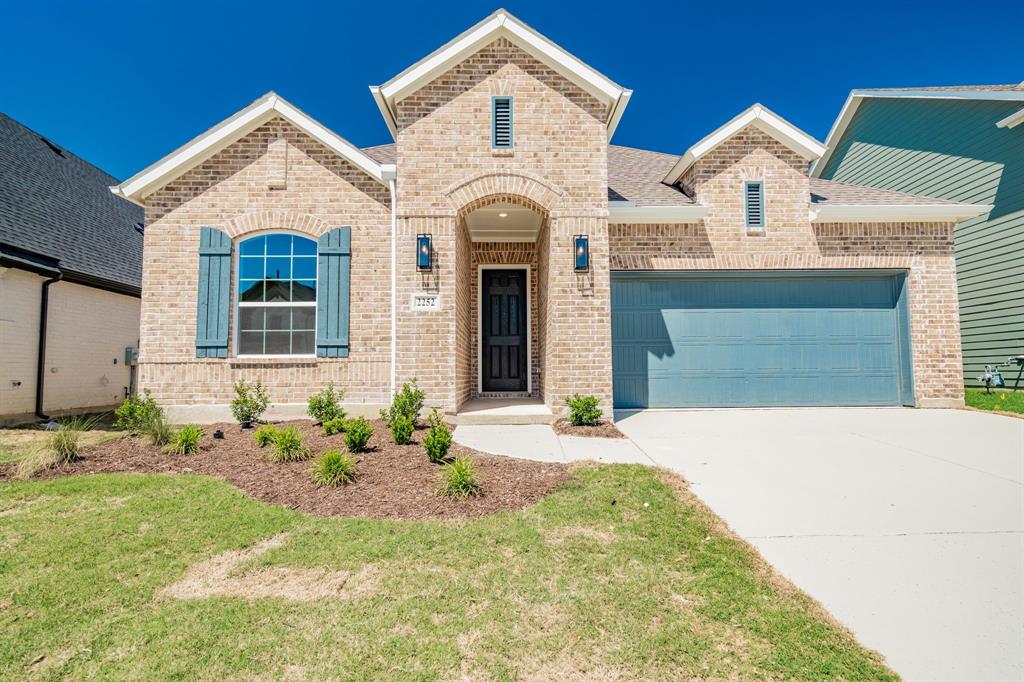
[344,417,373,452]
[307,383,345,424]
[322,417,347,436]
[165,424,204,455]
[254,424,278,447]
[423,409,453,464]
[380,379,425,427]
[114,390,162,435]
[16,415,98,479]
[269,426,311,463]
[390,415,414,445]
[144,412,174,447]
[439,457,482,498]
[231,379,269,426]
[565,393,602,426]
[311,449,358,487]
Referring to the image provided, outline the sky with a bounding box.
[1,0,1019,181]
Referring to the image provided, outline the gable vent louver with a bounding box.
[492,97,513,149]
[744,181,764,228]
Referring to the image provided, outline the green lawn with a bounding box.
[965,388,1024,415]
[0,467,895,680]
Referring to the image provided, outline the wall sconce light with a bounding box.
[574,234,589,272]
[416,234,432,271]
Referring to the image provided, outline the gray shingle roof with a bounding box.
[809,178,957,205]
[363,142,948,209]
[0,112,143,292]
[866,83,1024,92]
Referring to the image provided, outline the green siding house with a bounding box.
[814,86,1024,387]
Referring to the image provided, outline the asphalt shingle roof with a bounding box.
[362,142,942,208]
[809,178,956,205]
[865,83,1024,92]
[0,112,143,291]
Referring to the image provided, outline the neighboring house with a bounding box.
[0,113,143,424]
[111,9,985,423]
[813,85,1023,387]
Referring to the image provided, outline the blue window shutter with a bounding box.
[195,226,232,358]
[744,181,765,228]
[492,96,513,149]
[317,227,351,357]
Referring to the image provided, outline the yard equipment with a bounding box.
[977,356,1024,393]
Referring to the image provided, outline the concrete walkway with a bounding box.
[454,424,651,463]
[454,408,1024,682]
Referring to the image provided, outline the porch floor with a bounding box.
[452,397,554,426]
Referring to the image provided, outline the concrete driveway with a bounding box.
[615,407,1024,682]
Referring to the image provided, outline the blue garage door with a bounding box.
[611,272,914,408]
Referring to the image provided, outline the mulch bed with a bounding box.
[552,418,626,439]
[0,420,571,520]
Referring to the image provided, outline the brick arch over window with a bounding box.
[224,210,329,239]
[445,171,564,217]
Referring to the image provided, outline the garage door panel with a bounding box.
[611,274,912,408]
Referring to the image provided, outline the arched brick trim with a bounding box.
[224,210,329,239]
[444,171,564,216]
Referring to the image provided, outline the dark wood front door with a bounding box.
[481,269,528,393]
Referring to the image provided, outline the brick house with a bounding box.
[112,9,986,423]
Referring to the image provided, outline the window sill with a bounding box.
[745,227,766,237]
[229,356,318,367]
[491,149,514,157]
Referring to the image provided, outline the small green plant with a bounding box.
[310,449,358,487]
[144,412,174,447]
[114,390,163,435]
[344,417,373,452]
[231,379,270,426]
[16,415,99,479]
[269,426,311,463]
[565,393,602,426]
[165,424,204,455]
[390,415,414,445]
[423,408,453,464]
[254,424,278,447]
[380,379,425,427]
[307,383,346,424]
[322,417,348,436]
[439,457,482,498]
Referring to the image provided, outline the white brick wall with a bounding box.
[0,267,140,423]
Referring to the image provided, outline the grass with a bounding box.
[0,422,121,464]
[965,388,1024,415]
[0,465,895,680]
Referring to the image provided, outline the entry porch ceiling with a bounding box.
[464,202,543,242]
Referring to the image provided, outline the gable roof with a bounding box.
[812,84,1024,177]
[662,103,827,185]
[112,92,396,206]
[369,8,632,141]
[0,112,143,292]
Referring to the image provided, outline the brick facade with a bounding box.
[609,129,963,405]
[139,119,392,420]
[134,39,964,419]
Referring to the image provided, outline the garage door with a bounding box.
[611,272,914,408]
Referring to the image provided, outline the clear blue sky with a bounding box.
[2,0,1018,180]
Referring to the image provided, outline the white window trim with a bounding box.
[477,263,532,396]
[233,230,318,359]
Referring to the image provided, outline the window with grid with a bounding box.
[236,234,317,355]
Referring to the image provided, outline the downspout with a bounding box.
[388,176,397,399]
[35,272,63,421]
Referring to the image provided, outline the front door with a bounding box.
[481,268,528,393]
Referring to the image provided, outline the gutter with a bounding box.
[386,172,398,399]
[35,272,63,421]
